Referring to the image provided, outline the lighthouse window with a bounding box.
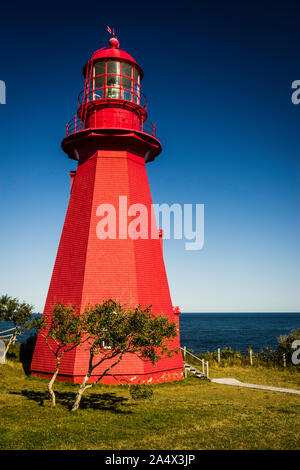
[107,87,120,99]
[106,74,120,99]
[107,61,120,74]
[121,76,132,91]
[90,60,140,103]
[93,62,106,100]
[122,62,132,78]
[121,76,132,101]
[92,75,105,100]
[92,88,104,100]
[94,61,105,76]
[107,75,120,86]
[95,75,105,88]
[134,83,140,104]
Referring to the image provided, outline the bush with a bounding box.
[278,329,300,364]
[129,384,154,401]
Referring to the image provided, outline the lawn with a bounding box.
[0,360,299,450]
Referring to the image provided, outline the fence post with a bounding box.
[183,346,186,359]
[184,367,187,378]
[249,349,253,366]
[283,353,286,368]
[202,359,205,375]
[206,361,209,379]
[217,348,220,363]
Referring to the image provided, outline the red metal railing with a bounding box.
[66,111,156,137]
[77,86,147,110]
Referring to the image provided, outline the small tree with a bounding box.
[71,300,178,412]
[39,303,85,407]
[278,329,300,365]
[0,295,34,358]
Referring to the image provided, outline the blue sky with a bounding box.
[0,0,299,312]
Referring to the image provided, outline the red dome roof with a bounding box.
[92,46,136,63]
[83,41,144,78]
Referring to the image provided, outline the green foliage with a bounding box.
[278,329,300,363]
[0,295,36,357]
[129,384,154,401]
[219,346,235,359]
[71,300,178,411]
[82,299,178,365]
[0,294,34,331]
[40,303,85,358]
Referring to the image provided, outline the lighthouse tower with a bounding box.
[31,32,184,384]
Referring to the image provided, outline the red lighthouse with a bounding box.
[31,31,184,384]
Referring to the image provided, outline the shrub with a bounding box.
[278,329,300,365]
[129,384,154,401]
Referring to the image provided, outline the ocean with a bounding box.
[179,312,300,354]
[0,312,299,354]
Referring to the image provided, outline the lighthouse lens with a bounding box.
[107,75,120,86]
[107,88,120,99]
[107,73,120,99]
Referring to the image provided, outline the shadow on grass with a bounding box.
[10,390,133,413]
[19,334,37,376]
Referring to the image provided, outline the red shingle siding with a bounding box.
[31,149,183,383]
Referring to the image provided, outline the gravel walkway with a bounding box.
[211,377,300,395]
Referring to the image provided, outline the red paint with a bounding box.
[31,36,183,384]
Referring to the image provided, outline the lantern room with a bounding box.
[66,35,155,137]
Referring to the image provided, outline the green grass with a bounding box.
[0,360,299,450]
